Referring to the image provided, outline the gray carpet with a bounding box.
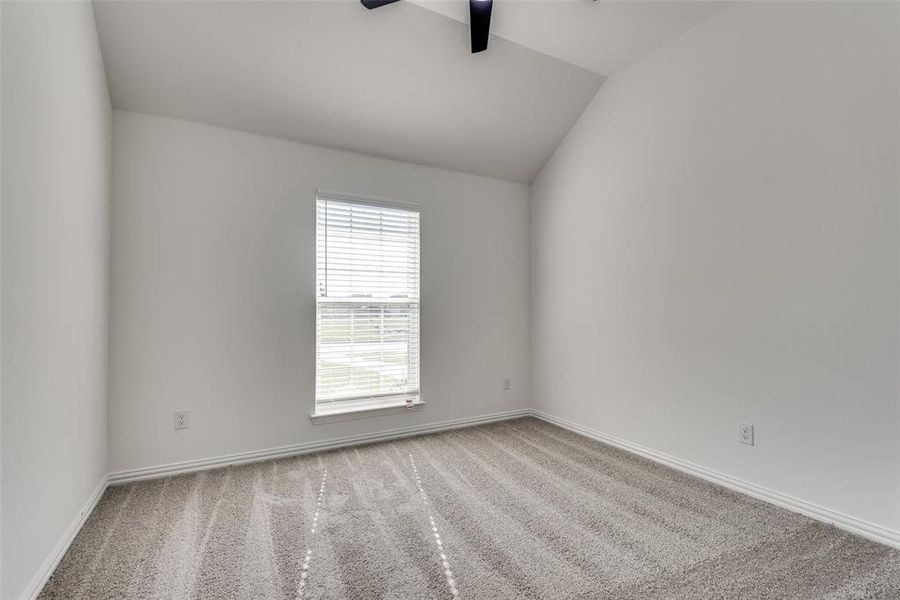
[39,417,900,599]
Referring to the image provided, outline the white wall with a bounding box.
[109,110,530,474]
[1,2,111,598]
[531,2,900,530]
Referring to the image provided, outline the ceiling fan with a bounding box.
[361,0,493,54]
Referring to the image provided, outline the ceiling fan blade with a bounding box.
[469,0,493,53]
[361,0,401,9]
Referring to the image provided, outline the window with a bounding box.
[314,192,421,417]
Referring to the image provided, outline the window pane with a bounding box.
[316,303,419,402]
[317,200,419,300]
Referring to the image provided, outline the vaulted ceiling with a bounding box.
[92,0,722,183]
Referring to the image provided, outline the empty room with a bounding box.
[3,0,900,598]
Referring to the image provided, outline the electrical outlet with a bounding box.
[174,410,190,431]
[739,423,754,446]
[503,377,512,391]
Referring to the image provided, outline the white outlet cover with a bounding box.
[739,423,754,446]
[174,410,190,430]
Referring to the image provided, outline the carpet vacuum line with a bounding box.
[409,453,459,598]
[296,468,328,599]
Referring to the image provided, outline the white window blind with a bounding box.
[315,193,420,409]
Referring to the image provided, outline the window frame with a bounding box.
[311,189,424,422]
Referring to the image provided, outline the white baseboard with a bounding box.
[108,408,532,485]
[531,409,900,550]
[20,475,108,600]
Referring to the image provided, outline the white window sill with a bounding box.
[310,397,425,424]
